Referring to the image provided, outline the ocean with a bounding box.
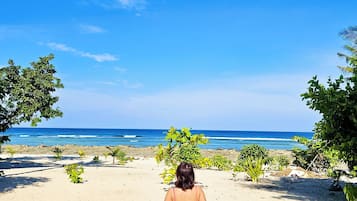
[2,128,313,150]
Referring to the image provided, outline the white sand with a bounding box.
[0,154,346,201]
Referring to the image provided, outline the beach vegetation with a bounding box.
[0,54,63,144]
[344,183,357,201]
[160,166,176,185]
[239,144,268,161]
[53,147,63,160]
[194,157,213,169]
[6,146,16,158]
[0,136,10,154]
[301,26,357,170]
[78,149,86,159]
[92,155,100,163]
[243,157,264,182]
[275,155,290,171]
[64,163,84,184]
[210,154,232,171]
[155,127,208,184]
[105,146,131,165]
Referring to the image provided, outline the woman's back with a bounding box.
[165,185,206,201]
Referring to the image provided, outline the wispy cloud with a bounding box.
[43,42,118,62]
[118,79,143,89]
[53,73,319,131]
[114,66,127,73]
[84,0,146,11]
[79,24,106,33]
[98,79,142,89]
[118,0,146,10]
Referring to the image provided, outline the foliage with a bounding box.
[156,127,208,166]
[275,155,290,170]
[211,154,232,171]
[243,157,264,182]
[0,54,63,144]
[0,136,10,153]
[78,150,86,159]
[155,127,208,184]
[239,144,268,161]
[160,166,176,185]
[105,146,131,165]
[6,146,16,158]
[92,155,100,163]
[193,157,213,169]
[64,164,84,184]
[338,26,357,73]
[301,27,357,170]
[343,183,357,201]
[53,147,63,160]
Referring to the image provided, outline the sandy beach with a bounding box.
[0,145,346,201]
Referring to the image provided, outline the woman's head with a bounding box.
[175,162,195,190]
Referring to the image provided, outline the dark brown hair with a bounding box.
[175,162,195,190]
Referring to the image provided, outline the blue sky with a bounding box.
[1,0,356,131]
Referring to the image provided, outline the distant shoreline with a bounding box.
[2,144,293,161]
[3,127,311,150]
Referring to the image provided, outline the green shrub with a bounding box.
[6,147,16,158]
[53,147,63,160]
[344,183,357,201]
[160,166,176,184]
[92,155,100,163]
[155,127,209,184]
[276,155,290,170]
[194,157,213,169]
[64,164,84,183]
[211,155,232,171]
[78,150,86,159]
[239,144,268,161]
[244,157,264,182]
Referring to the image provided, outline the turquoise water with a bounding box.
[2,128,312,150]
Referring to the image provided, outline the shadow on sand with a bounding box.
[239,177,346,201]
[0,176,49,193]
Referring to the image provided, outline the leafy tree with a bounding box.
[155,127,208,184]
[338,26,357,73]
[0,136,10,153]
[105,146,131,165]
[239,144,268,161]
[0,54,63,143]
[301,27,357,170]
[155,127,208,166]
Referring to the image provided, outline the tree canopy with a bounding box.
[301,26,357,169]
[0,54,63,133]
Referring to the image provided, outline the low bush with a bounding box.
[239,144,268,161]
[64,164,84,183]
[53,147,63,160]
[244,157,264,182]
[78,150,86,159]
[211,155,232,171]
[6,147,16,158]
[344,183,357,201]
[92,155,100,163]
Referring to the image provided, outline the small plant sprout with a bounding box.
[53,146,63,160]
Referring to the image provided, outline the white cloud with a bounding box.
[46,73,319,131]
[118,0,146,10]
[97,79,143,89]
[43,42,118,62]
[84,0,146,11]
[79,24,106,33]
[117,79,143,89]
[114,67,127,73]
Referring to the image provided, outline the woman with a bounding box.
[164,162,207,201]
